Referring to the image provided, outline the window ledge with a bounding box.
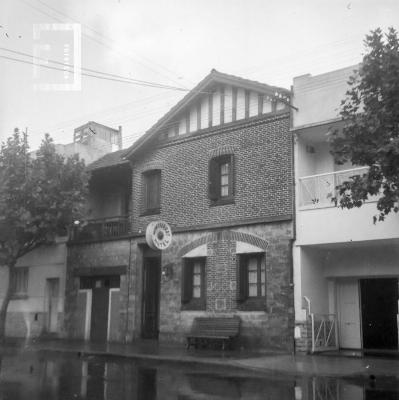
[181,300,206,311]
[140,208,161,217]
[237,297,266,311]
[210,198,235,207]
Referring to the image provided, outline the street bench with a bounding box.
[186,316,241,350]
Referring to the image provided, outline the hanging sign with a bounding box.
[146,221,172,250]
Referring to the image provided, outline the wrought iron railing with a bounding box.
[310,313,339,353]
[71,216,130,241]
[298,167,369,208]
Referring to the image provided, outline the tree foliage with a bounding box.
[330,27,399,222]
[0,130,88,340]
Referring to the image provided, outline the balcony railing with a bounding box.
[298,167,369,209]
[71,216,130,242]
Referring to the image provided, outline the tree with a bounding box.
[0,130,88,342]
[330,27,399,222]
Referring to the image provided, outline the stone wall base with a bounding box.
[159,311,294,351]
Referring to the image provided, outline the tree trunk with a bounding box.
[0,261,15,344]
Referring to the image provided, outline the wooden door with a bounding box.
[337,280,361,349]
[90,280,110,343]
[141,257,161,339]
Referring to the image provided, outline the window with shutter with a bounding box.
[238,255,248,302]
[208,158,219,201]
[208,154,234,205]
[237,253,266,311]
[142,170,161,215]
[181,262,193,304]
[181,258,206,310]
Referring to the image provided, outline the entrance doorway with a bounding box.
[46,278,60,333]
[141,257,161,339]
[360,278,398,350]
[337,280,362,349]
[80,275,120,342]
[91,281,109,343]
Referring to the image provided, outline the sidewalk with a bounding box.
[12,338,399,380]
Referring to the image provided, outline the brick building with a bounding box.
[66,70,295,350]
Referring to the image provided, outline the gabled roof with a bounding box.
[123,69,290,159]
[86,149,129,172]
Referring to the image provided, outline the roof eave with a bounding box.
[124,70,290,159]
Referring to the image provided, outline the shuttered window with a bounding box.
[143,170,161,214]
[208,154,234,204]
[182,258,206,310]
[238,254,266,310]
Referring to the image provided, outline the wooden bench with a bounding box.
[186,317,241,350]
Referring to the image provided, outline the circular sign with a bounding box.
[146,221,172,250]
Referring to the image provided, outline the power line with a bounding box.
[2,51,294,139]
[25,84,182,132]
[34,0,192,89]
[18,0,191,89]
[28,91,178,137]
[0,53,194,92]
[0,47,191,91]
[2,48,290,101]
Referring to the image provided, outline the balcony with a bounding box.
[70,216,130,242]
[296,166,399,245]
[298,167,369,209]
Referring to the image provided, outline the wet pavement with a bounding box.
[0,339,399,399]
[0,350,399,399]
[15,338,399,379]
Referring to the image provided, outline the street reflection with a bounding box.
[0,352,398,399]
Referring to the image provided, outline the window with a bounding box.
[142,170,161,214]
[208,155,234,204]
[238,253,265,310]
[80,276,120,289]
[181,258,206,310]
[11,268,29,297]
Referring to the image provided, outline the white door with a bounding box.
[337,280,361,349]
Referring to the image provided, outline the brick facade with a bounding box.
[65,73,295,351]
[150,223,293,349]
[131,114,292,233]
[126,111,295,350]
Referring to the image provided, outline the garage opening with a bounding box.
[360,278,398,350]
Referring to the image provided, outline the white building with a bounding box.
[292,66,399,353]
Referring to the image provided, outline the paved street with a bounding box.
[13,338,399,379]
[1,340,399,399]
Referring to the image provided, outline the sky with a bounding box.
[0,0,399,151]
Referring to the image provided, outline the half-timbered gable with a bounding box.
[125,69,290,156]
